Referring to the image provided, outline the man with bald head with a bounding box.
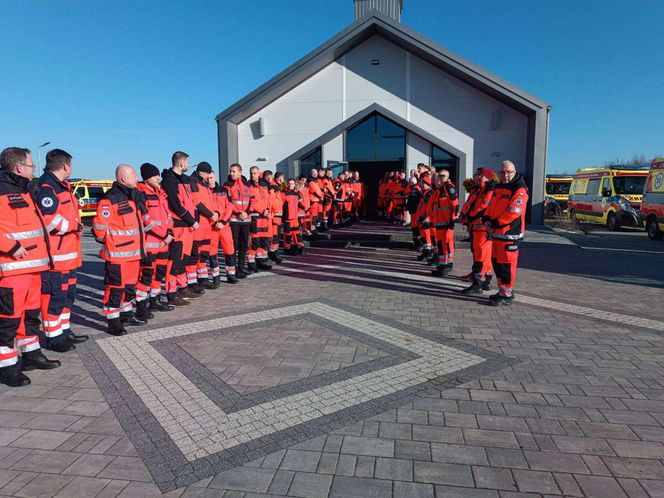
[93,164,148,336]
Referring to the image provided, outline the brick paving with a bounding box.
[0,224,663,496]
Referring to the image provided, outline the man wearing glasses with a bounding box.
[483,160,529,306]
[0,147,62,387]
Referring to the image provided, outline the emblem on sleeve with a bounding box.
[41,197,54,208]
[102,209,111,218]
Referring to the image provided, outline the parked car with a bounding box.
[641,158,664,240]
[568,165,648,230]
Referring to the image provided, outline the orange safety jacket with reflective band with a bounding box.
[427,182,458,228]
[350,179,363,200]
[268,184,283,225]
[464,182,495,231]
[190,173,218,226]
[0,171,52,277]
[248,180,270,234]
[308,178,324,203]
[92,182,146,262]
[483,175,529,241]
[36,170,82,271]
[224,177,252,224]
[211,185,234,224]
[136,182,173,253]
[161,168,197,228]
[415,188,434,226]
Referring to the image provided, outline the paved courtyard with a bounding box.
[1,223,663,497]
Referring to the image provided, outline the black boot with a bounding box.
[21,350,61,371]
[427,253,438,265]
[483,275,493,291]
[417,250,431,261]
[236,266,247,279]
[189,283,206,295]
[107,318,127,336]
[268,251,283,264]
[44,338,76,353]
[227,274,239,284]
[0,365,31,387]
[150,296,174,312]
[211,276,221,289]
[489,294,514,307]
[461,279,483,295]
[135,300,155,321]
[64,330,89,344]
[246,263,257,274]
[120,311,147,326]
[297,245,304,255]
[198,278,217,290]
[257,259,272,271]
[167,293,190,307]
[431,265,451,277]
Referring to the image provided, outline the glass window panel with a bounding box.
[376,115,405,138]
[375,138,405,161]
[347,139,376,161]
[300,147,321,178]
[347,115,376,138]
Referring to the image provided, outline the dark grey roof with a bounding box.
[215,11,550,124]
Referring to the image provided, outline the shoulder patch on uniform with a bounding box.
[516,197,523,205]
[101,209,111,218]
[449,187,455,195]
[41,197,54,208]
[37,188,58,213]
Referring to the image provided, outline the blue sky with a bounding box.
[2,0,662,178]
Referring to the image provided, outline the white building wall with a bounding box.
[406,132,429,173]
[323,134,344,165]
[236,35,529,196]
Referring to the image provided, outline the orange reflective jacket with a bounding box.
[92,182,145,262]
[484,175,529,241]
[0,171,52,277]
[36,170,82,271]
[136,182,173,253]
[428,182,458,228]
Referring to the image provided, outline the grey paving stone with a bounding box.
[486,448,528,469]
[430,443,488,466]
[374,457,412,481]
[316,453,339,474]
[601,456,664,479]
[523,450,589,474]
[393,481,434,498]
[288,471,332,498]
[434,485,499,497]
[378,422,412,440]
[340,436,394,458]
[553,472,583,497]
[266,469,294,495]
[279,450,320,472]
[412,425,463,444]
[607,439,664,459]
[11,449,81,474]
[394,440,430,461]
[473,466,517,491]
[354,455,375,478]
[62,453,115,477]
[13,473,74,498]
[97,456,152,482]
[53,476,111,497]
[413,461,474,487]
[209,467,275,493]
[551,435,615,455]
[329,475,392,497]
[463,429,520,449]
[512,469,560,495]
[334,454,357,476]
[574,475,628,498]
[95,479,130,497]
[10,430,74,450]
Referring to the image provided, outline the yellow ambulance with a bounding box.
[71,179,114,219]
[641,158,664,240]
[568,165,648,230]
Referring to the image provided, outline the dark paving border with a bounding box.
[79,298,519,492]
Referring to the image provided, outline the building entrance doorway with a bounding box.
[350,160,403,216]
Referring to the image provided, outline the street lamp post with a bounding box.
[36,141,51,176]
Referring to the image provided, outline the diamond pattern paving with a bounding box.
[178,318,389,394]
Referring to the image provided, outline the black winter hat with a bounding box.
[196,161,213,174]
[140,162,160,181]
